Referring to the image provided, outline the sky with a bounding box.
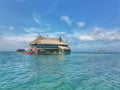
[0,0,120,52]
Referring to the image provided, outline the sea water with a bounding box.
[0,51,120,90]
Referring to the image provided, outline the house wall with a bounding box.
[30,44,58,48]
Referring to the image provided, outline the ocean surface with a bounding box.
[0,51,120,90]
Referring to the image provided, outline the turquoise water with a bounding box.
[0,52,120,90]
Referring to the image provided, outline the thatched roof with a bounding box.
[29,35,67,45]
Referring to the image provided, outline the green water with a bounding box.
[0,52,120,90]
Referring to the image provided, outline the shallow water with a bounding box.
[0,51,120,90]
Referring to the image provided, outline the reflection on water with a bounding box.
[27,54,66,78]
[31,54,66,61]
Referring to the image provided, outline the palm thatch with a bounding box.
[29,35,67,45]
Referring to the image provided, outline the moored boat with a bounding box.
[21,51,34,54]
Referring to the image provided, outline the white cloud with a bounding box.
[93,26,101,32]
[75,27,120,41]
[78,35,94,41]
[21,27,51,34]
[0,31,67,51]
[39,31,66,38]
[33,12,42,25]
[92,27,120,40]
[61,16,72,26]
[0,26,15,31]
[0,25,120,51]
[0,34,37,51]
[77,21,85,28]
[9,26,15,30]
[47,0,59,14]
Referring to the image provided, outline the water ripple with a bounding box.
[0,52,120,90]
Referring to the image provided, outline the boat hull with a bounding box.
[21,51,34,54]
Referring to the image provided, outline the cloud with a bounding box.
[0,34,37,51]
[47,0,59,14]
[43,31,66,38]
[61,16,72,26]
[0,30,67,51]
[77,21,85,28]
[78,35,94,41]
[91,27,120,41]
[9,26,15,30]
[0,26,15,31]
[32,0,60,24]
[33,12,42,25]
[22,27,50,34]
[0,25,120,51]
[75,27,120,41]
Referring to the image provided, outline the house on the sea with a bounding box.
[29,34,71,54]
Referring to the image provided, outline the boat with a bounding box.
[16,49,25,52]
[21,51,34,54]
[98,49,105,54]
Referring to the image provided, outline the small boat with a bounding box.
[21,51,34,54]
[98,49,105,54]
[16,49,25,52]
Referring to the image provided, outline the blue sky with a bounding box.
[0,0,120,52]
